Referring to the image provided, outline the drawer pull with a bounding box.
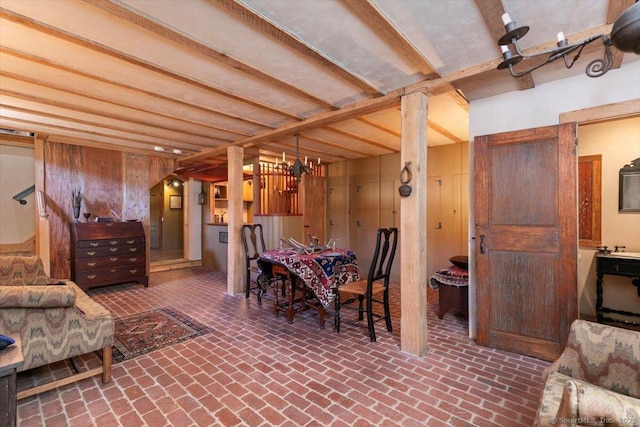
[88,274,96,279]
[110,248,118,252]
[87,262,96,267]
[87,251,96,256]
[110,257,118,262]
[129,258,138,262]
[110,240,118,245]
[90,242,99,247]
[110,269,117,273]
[129,248,138,252]
[127,240,135,244]
[130,269,138,274]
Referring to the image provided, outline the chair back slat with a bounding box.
[368,228,398,285]
[241,223,266,263]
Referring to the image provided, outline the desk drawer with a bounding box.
[74,265,146,286]
[75,255,145,271]
[76,237,145,249]
[75,245,145,259]
[598,258,640,276]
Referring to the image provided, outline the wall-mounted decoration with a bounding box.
[170,195,182,210]
[619,157,640,212]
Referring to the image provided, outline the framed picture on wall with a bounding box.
[169,195,182,210]
[619,158,640,212]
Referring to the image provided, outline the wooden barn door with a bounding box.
[474,123,578,361]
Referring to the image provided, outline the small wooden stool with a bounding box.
[438,283,468,319]
[429,264,469,319]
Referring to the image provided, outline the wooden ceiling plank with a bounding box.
[0,103,212,149]
[214,0,383,96]
[84,0,337,110]
[0,81,233,144]
[0,113,201,154]
[474,0,534,90]
[0,116,181,157]
[323,125,398,151]
[357,117,401,138]
[427,120,467,144]
[341,0,440,79]
[181,24,612,163]
[0,7,306,121]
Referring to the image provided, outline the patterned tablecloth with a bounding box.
[258,248,360,308]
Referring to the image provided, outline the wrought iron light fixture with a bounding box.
[276,132,318,183]
[497,2,640,78]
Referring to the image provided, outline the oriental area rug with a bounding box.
[112,307,214,364]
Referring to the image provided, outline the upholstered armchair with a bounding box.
[0,256,113,398]
[534,319,640,426]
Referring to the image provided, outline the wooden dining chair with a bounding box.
[334,227,398,342]
[241,223,287,306]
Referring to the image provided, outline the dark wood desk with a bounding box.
[596,254,640,325]
[258,248,360,328]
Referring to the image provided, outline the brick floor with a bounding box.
[16,267,549,426]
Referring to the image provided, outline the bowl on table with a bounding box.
[449,255,468,270]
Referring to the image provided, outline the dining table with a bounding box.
[257,247,360,328]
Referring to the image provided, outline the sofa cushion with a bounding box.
[536,372,640,426]
[0,256,53,286]
[0,284,76,308]
[556,378,640,426]
[544,320,640,399]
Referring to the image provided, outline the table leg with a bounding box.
[596,272,604,323]
[286,276,296,323]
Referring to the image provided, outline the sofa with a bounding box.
[534,319,640,426]
[0,256,113,398]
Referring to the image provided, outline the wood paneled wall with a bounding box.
[44,141,174,278]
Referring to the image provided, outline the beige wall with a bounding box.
[0,142,35,247]
[327,142,469,281]
[577,116,640,318]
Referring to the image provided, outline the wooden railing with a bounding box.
[257,163,323,215]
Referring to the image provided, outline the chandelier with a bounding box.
[497,2,640,78]
[276,132,318,182]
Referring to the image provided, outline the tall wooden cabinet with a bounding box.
[70,222,148,291]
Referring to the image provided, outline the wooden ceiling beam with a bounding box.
[341,0,440,79]
[0,74,236,143]
[213,0,382,96]
[0,103,211,150]
[0,7,305,121]
[323,125,398,152]
[0,48,278,131]
[474,0,534,90]
[181,23,612,164]
[84,0,336,110]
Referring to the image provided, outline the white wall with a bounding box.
[0,144,35,245]
[469,61,640,139]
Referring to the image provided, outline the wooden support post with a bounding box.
[400,92,429,356]
[227,146,245,295]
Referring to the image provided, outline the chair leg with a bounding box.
[357,295,365,321]
[334,290,341,332]
[102,345,112,383]
[366,296,376,342]
[383,290,392,332]
[245,273,251,298]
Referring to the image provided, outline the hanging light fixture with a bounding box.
[275,132,319,183]
[496,2,640,78]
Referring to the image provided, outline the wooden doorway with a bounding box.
[474,123,578,361]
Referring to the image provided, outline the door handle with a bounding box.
[479,234,486,254]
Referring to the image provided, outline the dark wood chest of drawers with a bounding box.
[70,222,148,291]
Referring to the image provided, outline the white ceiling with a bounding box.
[0,0,637,176]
